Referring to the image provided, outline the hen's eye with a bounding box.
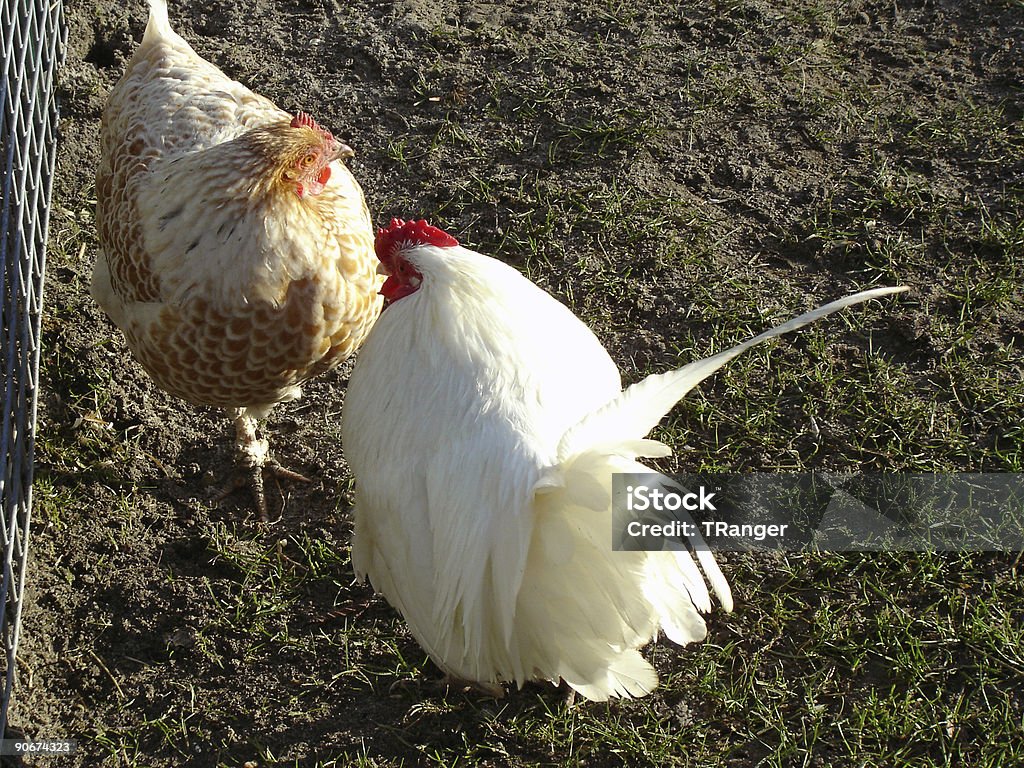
[299,153,317,168]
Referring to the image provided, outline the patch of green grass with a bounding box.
[672,552,1024,768]
[547,114,658,165]
[31,474,82,530]
[906,98,1023,159]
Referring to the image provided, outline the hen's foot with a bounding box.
[212,409,310,522]
[212,457,310,522]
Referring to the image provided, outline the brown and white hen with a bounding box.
[93,0,382,518]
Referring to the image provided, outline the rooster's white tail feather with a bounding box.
[559,286,909,459]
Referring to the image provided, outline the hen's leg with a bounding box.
[214,408,309,521]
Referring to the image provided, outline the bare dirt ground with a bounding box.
[14,0,1023,766]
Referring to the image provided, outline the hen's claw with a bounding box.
[212,458,310,522]
[212,408,310,521]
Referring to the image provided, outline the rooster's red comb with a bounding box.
[290,111,336,147]
[375,218,459,263]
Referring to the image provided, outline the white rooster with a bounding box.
[342,218,906,700]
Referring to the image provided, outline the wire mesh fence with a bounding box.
[0,0,67,740]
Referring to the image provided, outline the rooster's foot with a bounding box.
[387,674,505,699]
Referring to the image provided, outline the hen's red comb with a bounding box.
[375,218,459,263]
[290,111,336,147]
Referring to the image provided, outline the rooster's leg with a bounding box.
[443,674,506,699]
[213,408,309,521]
[387,673,506,699]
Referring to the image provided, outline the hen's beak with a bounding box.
[332,142,355,161]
